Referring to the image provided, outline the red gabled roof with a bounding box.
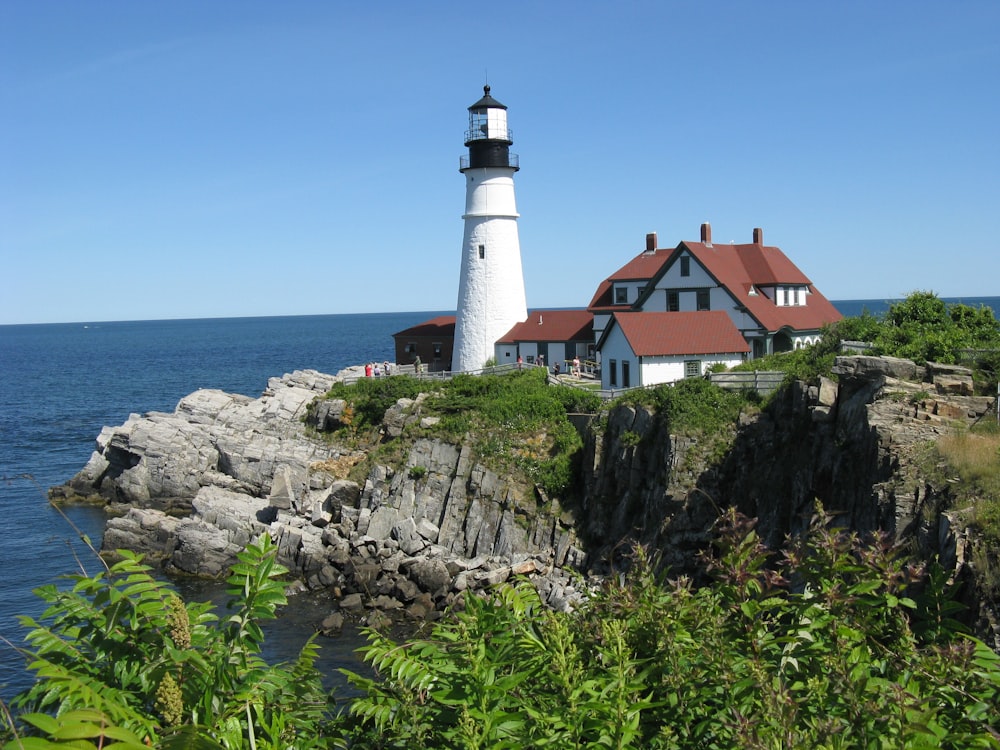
[609,250,672,281]
[587,248,673,311]
[392,315,456,338]
[497,309,593,344]
[664,241,842,333]
[608,311,750,357]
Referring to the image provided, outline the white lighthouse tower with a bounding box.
[451,86,528,373]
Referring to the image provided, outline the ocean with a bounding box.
[0,311,447,704]
[1,298,997,704]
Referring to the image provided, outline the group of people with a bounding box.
[514,353,582,377]
[364,361,392,378]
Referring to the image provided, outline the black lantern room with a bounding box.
[461,85,519,172]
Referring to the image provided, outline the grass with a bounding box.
[312,368,603,498]
[937,421,1000,542]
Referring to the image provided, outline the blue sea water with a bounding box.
[0,311,446,704]
[0,299,997,704]
[832,295,999,320]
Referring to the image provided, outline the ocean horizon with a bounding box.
[3,295,998,329]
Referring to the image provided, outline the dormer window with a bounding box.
[615,287,628,304]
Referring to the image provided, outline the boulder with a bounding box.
[408,558,452,594]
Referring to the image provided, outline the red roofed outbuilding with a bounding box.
[392,315,455,372]
[597,311,750,390]
[495,309,594,370]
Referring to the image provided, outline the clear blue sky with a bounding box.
[2,1,997,324]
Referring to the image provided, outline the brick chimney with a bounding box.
[753,227,764,245]
[645,232,657,252]
[700,222,712,245]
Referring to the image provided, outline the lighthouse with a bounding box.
[451,86,528,373]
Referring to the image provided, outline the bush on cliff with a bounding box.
[729,291,1000,389]
[319,367,601,498]
[837,292,1000,384]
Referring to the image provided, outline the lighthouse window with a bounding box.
[478,245,485,259]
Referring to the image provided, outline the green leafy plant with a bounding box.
[336,507,1000,748]
[4,536,335,749]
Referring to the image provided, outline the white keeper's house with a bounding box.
[588,223,842,390]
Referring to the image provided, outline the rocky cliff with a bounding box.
[577,356,998,647]
[54,358,998,643]
[55,369,587,624]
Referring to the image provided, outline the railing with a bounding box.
[340,361,528,386]
[709,371,786,395]
[341,363,786,400]
[459,152,519,170]
[840,340,873,354]
[465,127,514,142]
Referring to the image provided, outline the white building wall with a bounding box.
[640,359,688,385]
[453,166,527,372]
[599,325,633,390]
[641,353,745,385]
[654,253,715,290]
[495,343,518,363]
[600,323,746,389]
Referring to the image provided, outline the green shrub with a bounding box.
[4,537,334,748]
[338,507,1000,748]
[617,377,751,435]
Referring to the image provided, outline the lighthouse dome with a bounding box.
[468,85,508,112]
[465,85,512,147]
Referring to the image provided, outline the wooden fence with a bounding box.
[708,371,786,396]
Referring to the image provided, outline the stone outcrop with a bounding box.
[57,369,587,622]
[576,356,998,648]
[55,358,998,646]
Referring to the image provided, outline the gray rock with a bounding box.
[408,558,451,593]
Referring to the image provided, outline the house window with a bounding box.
[622,360,631,388]
[667,291,679,312]
[478,245,485,259]
[776,287,785,306]
[609,359,617,387]
[685,360,701,378]
[615,286,628,304]
[405,343,416,353]
[697,290,710,311]
[432,343,442,359]
[680,256,690,277]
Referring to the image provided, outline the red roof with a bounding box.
[675,241,842,332]
[392,315,456,338]
[587,249,673,311]
[608,311,750,356]
[497,309,593,344]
